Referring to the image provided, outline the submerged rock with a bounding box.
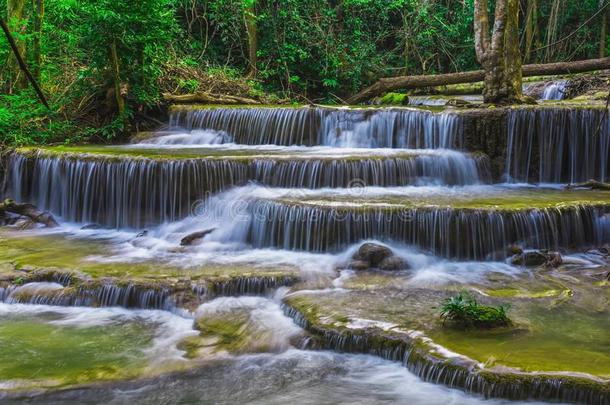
[81,223,103,230]
[350,243,408,271]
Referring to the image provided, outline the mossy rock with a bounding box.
[378,92,409,106]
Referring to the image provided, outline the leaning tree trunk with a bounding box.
[244,0,257,77]
[7,0,27,92]
[474,0,522,104]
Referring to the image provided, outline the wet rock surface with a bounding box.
[350,243,408,271]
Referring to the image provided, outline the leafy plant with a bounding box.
[440,292,511,329]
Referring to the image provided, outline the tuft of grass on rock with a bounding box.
[440,292,511,329]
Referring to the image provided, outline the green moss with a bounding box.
[378,92,409,105]
[278,187,610,211]
[0,231,298,283]
[0,315,153,390]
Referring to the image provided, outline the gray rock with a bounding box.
[180,228,217,246]
[353,243,394,267]
[378,256,407,271]
[348,260,370,271]
[511,250,562,267]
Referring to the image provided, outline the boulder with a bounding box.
[350,243,409,271]
[353,243,394,267]
[378,256,407,271]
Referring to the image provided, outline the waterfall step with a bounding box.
[283,259,610,403]
[0,231,298,309]
[4,147,489,228]
[232,186,610,258]
[167,105,464,148]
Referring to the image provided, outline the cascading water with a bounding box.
[2,102,610,404]
[505,107,610,183]
[3,148,488,228]
[181,185,610,260]
[540,80,568,100]
[169,106,464,149]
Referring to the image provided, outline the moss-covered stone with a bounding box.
[378,92,409,105]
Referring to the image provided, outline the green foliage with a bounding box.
[440,292,511,329]
[0,0,607,144]
[76,0,177,106]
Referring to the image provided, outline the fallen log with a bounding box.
[0,199,58,227]
[566,180,610,191]
[163,92,259,105]
[348,57,610,104]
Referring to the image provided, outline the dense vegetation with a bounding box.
[0,0,608,144]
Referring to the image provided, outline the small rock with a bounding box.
[511,250,562,267]
[13,218,36,230]
[547,252,563,268]
[81,223,103,230]
[180,228,217,246]
[353,243,394,267]
[446,98,472,107]
[507,245,524,255]
[135,230,148,238]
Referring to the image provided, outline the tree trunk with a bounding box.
[347,57,610,104]
[0,17,49,107]
[545,0,562,62]
[32,0,43,82]
[244,0,257,77]
[524,0,538,63]
[110,39,126,118]
[474,0,522,104]
[600,0,608,58]
[163,92,259,104]
[6,0,27,92]
[505,0,522,99]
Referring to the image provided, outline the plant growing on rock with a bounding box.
[440,292,511,329]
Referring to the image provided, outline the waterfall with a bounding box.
[190,186,610,260]
[238,200,608,259]
[505,108,610,183]
[540,81,568,100]
[169,106,464,149]
[3,149,488,228]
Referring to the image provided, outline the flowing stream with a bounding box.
[1,104,609,403]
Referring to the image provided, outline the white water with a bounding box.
[2,350,550,405]
[540,80,568,100]
[139,129,232,145]
[196,295,302,353]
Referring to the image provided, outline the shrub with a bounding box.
[440,292,511,329]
